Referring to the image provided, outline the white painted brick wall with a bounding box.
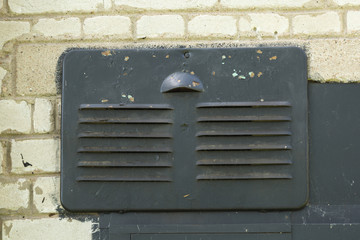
[11,139,60,174]
[137,15,185,38]
[293,12,341,35]
[115,0,217,10]
[2,218,95,240]
[221,0,313,8]
[0,66,6,94]
[84,16,132,39]
[33,98,54,133]
[334,0,360,6]
[347,11,360,33]
[0,100,31,134]
[0,21,30,49]
[8,0,111,14]
[33,177,61,213]
[188,15,237,37]
[33,18,81,38]
[0,179,29,210]
[239,14,289,36]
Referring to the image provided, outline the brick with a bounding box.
[0,179,29,210]
[2,218,95,240]
[221,0,312,8]
[33,177,61,213]
[84,16,131,38]
[9,0,111,14]
[347,11,360,33]
[0,100,31,134]
[334,0,360,6]
[293,12,341,35]
[188,15,237,37]
[115,0,217,10]
[0,67,6,95]
[239,14,289,36]
[0,21,30,49]
[137,15,185,38]
[33,18,81,38]
[34,98,54,133]
[11,139,60,174]
[308,39,360,82]
[16,44,67,96]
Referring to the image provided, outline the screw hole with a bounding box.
[184,52,190,58]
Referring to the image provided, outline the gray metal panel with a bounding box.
[61,47,308,211]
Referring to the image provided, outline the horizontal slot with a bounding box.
[78,146,172,153]
[197,159,292,166]
[77,176,171,182]
[77,152,172,162]
[78,138,171,149]
[79,104,173,110]
[79,118,172,124]
[197,101,291,108]
[197,121,290,132]
[196,130,291,137]
[197,136,291,147]
[196,144,291,151]
[197,107,291,118]
[78,132,172,138]
[197,173,292,180]
[78,123,171,135]
[78,161,171,168]
[197,116,291,122]
[76,167,172,182]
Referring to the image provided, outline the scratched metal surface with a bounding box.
[61,47,308,211]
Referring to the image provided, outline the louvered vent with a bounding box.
[61,47,308,211]
[76,104,173,182]
[196,101,292,181]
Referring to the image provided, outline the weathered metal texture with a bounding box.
[97,83,360,240]
[61,47,308,211]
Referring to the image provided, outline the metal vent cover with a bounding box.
[61,47,308,211]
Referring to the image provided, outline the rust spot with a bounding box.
[257,72,263,77]
[249,72,255,78]
[123,72,128,76]
[129,97,134,102]
[101,99,109,103]
[165,55,170,59]
[269,56,277,61]
[192,81,200,87]
[212,71,216,76]
[124,56,130,61]
[257,50,263,54]
[184,194,190,198]
[190,71,195,75]
[228,55,232,58]
[101,50,112,56]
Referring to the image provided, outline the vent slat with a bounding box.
[79,118,172,124]
[197,101,291,108]
[197,116,291,122]
[78,161,171,168]
[196,130,291,137]
[78,147,172,153]
[197,159,292,166]
[78,132,172,138]
[79,104,173,110]
[197,173,292,180]
[76,176,171,182]
[196,144,292,151]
